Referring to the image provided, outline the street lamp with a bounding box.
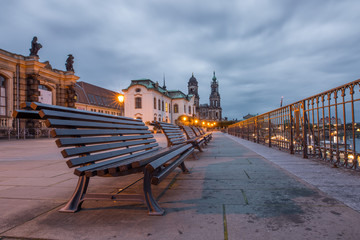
[118,95,124,103]
[117,94,125,116]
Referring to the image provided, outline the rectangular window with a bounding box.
[135,97,142,109]
[0,87,6,116]
[165,102,168,112]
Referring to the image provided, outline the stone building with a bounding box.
[0,47,78,137]
[122,79,195,124]
[188,71,222,121]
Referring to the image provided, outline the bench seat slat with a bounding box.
[45,119,148,130]
[67,143,159,167]
[92,145,187,176]
[151,147,194,185]
[39,109,144,126]
[51,129,151,137]
[56,134,154,147]
[74,147,161,176]
[62,139,157,157]
[145,143,193,171]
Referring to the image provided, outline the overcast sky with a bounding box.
[1,0,360,119]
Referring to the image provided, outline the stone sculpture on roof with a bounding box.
[65,54,75,72]
[29,36,42,57]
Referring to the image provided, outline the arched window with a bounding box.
[158,99,161,110]
[174,104,179,113]
[158,114,161,122]
[154,97,157,109]
[0,75,6,116]
[135,97,142,109]
[38,85,52,105]
[189,106,191,114]
[162,100,164,111]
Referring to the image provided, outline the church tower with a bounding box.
[209,71,222,120]
[188,73,200,108]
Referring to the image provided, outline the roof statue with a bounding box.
[29,36,42,57]
[65,54,75,72]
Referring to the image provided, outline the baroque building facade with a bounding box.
[0,44,124,138]
[188,71,222,121]
[123,79,196,125]
[0,48,78,137]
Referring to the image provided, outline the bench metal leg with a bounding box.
[178,162,189,173]
[143,170,165,216]
[59,175,89,213]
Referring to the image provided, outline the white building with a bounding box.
[122,79,196,124]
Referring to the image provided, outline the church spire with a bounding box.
[162,73,166,89]
[212,71,217,81]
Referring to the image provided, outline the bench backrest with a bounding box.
[181,125,197,140]
[190,126,203,136]
[14,102,160,171]
[154,121,186,147]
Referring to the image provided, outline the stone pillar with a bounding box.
[25,74,40,136]
[66,84,76,108]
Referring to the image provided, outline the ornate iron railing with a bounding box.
[228,79,360,170]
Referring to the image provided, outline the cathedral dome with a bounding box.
[188,73,198,86]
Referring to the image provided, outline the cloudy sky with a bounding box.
[1,0,360,119]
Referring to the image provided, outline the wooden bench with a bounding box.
[191,126,212,143]
[181,125,207,149]
[13,102,195,216]
[153,121,203,154]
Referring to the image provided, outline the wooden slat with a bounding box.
[56,134,153,147]
[74,147,161,176]
[151,148,194,184]
[31,102,141,122]
[12,110,41,119]
[45,119,148,130]
[145,143,193,171]
[39,109,144,126]
[51,129,151,137]
[62,139,157,157]
[66,143,159,167]
[96,146,186,176]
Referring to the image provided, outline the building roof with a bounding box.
[123,79,192,101]
[75,81,122,110]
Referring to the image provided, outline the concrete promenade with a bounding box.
[1,132,360,240]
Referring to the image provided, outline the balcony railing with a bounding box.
[228,78,360,171]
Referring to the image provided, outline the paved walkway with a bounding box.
[0,132,360,240]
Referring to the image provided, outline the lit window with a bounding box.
[135,97,142,109]
[165,102,168,112]
[174,104,179,113]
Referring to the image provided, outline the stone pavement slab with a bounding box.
[1,133,360,239]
